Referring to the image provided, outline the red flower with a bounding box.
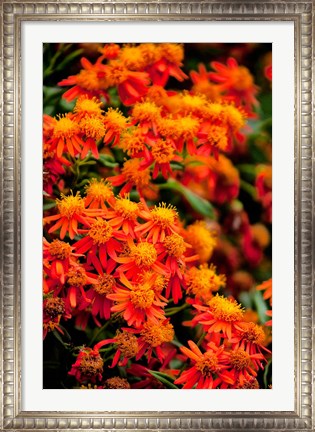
[68,346,104,383]
[174,341,232,389]
[107,272,168,328]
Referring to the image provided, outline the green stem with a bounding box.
[89,320,111,346]
[240,180,256,198]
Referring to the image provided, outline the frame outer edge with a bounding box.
[0,1,313,430]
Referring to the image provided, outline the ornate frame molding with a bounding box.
[0,1,313,430]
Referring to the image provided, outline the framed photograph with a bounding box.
[1,1,313,430]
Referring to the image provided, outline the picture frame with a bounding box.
[0,0,313,430]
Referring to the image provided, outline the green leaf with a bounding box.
[43,201,56,211]
[55,49,84,72]
[98,154,119,168]
[147,370,179,389]
[159,180,215,219]
[252,290,269,324]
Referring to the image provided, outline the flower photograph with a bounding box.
[43,42,272,390]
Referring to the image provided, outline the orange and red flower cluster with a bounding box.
[43,43,272,389]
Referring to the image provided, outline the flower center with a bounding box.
[186,264,226,299]
[103,108,128,133]
[49,239,72,260]
[79,115,106,141]
[114,196,139,220]
[115,331,139,358]
[57,192,85,219]
[231,66,254,91]
[163,233,186,258]
[151,203,178,228]
[207,125,228,151]
[195,352,219,377]
[140,321,174,347]
[241,322,266,345]
[89,219,113,245]
[130,243,157,267]
[122,159,150,188]
[79,353,103,377]
[44,297,65,318]
[67,266,87,287]
[120,129,146,156]
[93,274,115,296]
[74,96,103,117]
[132,101,161,123]
[85,179,113,201]
[208,295,244,322]
[151,139,175,164]
[236,376,259,389]
[159,43,184,64]
[104,377,130,389]
[185,221,217,262]
[130,284,155,309]
[230,349,251,371]
[76,69,108,91]
[53,115,80,139]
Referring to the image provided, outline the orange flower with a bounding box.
[58,57,110,102]
[108,158,152,196]
[136,202,180,243]
[46,114,84,158]
[174,341,232,389]
[68,346,104,383]
[73,217,126,270]
[209,57,259,114]
[105,194,141,238]
[43,237,80,284]
[103,60,150,106]
[108,272,168,328]
[95,330,139,368]
[127,319,175,362]
[193,294,244,340]
[233,322,270,362]
[84,178,114,209]
[44,192,105,240]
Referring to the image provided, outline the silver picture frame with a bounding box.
[1,0,313,430]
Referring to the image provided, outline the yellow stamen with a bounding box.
[151,139,175,164]
[115,331,138,357]
[132,101,161,123]
[80,115,105,141]
[230,349,251,370]
[49,239,72,260]
[195,352,219,376]
[186,264,226,300]
[67,266,87,287]
[119,129,146,156]
[75,69,109,91]
[114,195,139,220]
[185,221,217,262]
[208,294,244,322]
[103,108,129,133]
[122,159,150,188]
[151,203,178,228]
[53,114,80,139]
[89,219,113,245]
[130,283,155,309]
[93,274,115,296]
[163,233,186,258]
[104,377,130,389]
[140,321,174,347]
[79,353,103,377]
[44,297,65,318]
[85,178,113,202]
[73,95,103,117]
[57,192,85,219]
[130,242,157,267]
